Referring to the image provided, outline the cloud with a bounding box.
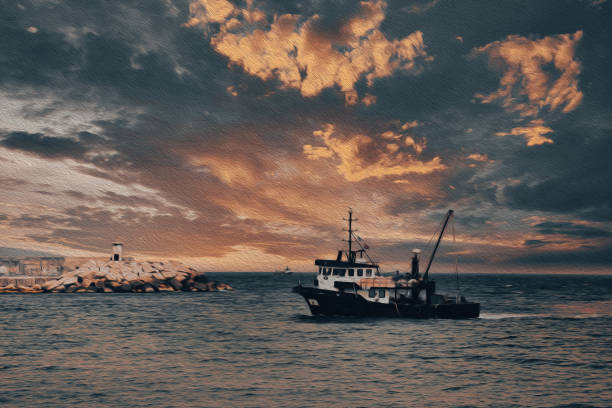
[401,120,420,130]
[524,239,547,247]
[303,124,445,182]
[401,0,441,15]
[0,130,124,166]
[186,0,429,104]
[533,221,611,238]
[474,31,583,117]
[0,131,88,158]
[466,153,489,162]
[495,119,554,146]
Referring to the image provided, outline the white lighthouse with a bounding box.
[111,243,123,262]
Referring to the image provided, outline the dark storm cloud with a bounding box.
[510,244,612,266]
[524,239,547,247]
[534,222,611,238]
[502,124,612,220]
[0,7,80,85]
[1,131,88,158]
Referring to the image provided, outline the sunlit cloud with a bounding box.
[473,31,583,146]
[303,124,445,182]
[185,0,429,104]
[474,31,583,117]
[466,153,489,162]
[496,119,554,146]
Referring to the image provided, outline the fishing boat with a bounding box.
[275,266,292,275]
[292,209,480,319]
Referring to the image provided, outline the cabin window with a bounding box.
[357,269,363,276]
[368,288,376,298]
[323,268,330,275]
[348,269,354,276]
[333,268,346,276]
[318,267,322,274]
[366,269,372,277]
[379,289,386,298]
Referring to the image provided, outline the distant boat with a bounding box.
[275,266,292,275]
[293,209,480,319]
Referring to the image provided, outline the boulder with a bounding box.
[60,276,78,286]
[160,270,177,280]
[42,279,63,291]
[122,271,139,282]
[216,283,232,291]
[151,272,166,281]
[141,263,155,274]
[109,280,124,289]
[118,283,133,292]
[168,278,183,291]
[192,281,210,291]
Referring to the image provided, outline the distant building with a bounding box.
[0,257,64,277]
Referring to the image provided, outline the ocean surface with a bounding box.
[1,273,611,408]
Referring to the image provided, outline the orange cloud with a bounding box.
[474,31,583,117]
[496,119,554,146]
[303,124,445,182]
[401,120,420,130]
[466,153,489,162]
[185,0,428,105]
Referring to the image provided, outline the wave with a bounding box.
[479,313,536,320]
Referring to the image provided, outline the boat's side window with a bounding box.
[323,268,329,275]
[357,269,363,276]
[341,269,346,276]
[379,289,385,298]
[318,267,322,274]
[366,269,372,277]
[348,269,354,276]
[368,288,376,298]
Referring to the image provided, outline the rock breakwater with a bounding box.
[0,260,231,293]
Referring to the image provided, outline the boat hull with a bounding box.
[293,286,479,319]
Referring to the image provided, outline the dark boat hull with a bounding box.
[293,286,479,319]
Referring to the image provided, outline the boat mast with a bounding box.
[348,209,352,256]
[423,209,454,280]
[343,208,358,262]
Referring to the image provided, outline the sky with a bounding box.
[1,0,611,272]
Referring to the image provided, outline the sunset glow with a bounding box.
[1,0,610,272]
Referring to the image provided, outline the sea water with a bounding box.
[1,273,610,407]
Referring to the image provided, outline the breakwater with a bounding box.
[0,260,231,293]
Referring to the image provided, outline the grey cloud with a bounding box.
[1,131,88,158]
[534,221,612,238]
